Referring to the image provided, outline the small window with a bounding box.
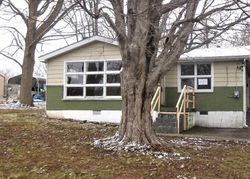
[86,62,104,71]
[66,87,83,96]
[86,75,103,84]
[197,78,211,89]
[107,61,122,71]
[197,64,211,75]
[181,78,194,88]
[179,63,213,92]
[86,87,103,96]
[67,75,83,84]
[107,74,120,83]
[181,64,194,75]
[67,62,84,72]
[106,87,121,96]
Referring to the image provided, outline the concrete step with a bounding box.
[153,114,177,133]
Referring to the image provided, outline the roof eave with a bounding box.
[39,36,119,63]
[178,55,250,63]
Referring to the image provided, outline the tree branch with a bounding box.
[8,0,28,25]
[0,52,22,68]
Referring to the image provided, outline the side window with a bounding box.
[179,63,212,92]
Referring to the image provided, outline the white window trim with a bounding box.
[63,59,122,100]
[178,62,214,93]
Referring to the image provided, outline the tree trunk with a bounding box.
[19,46,35,106]
[118,64,160,145]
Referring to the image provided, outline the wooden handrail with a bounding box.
[175,85,195,134]
[151,84,195,134]
[176,85,187,108]
[151,86,161,113]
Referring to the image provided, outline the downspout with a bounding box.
[243,59,247,127]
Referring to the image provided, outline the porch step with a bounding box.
[153,114,177,133]
[160,106,196,112]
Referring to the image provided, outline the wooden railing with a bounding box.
[151,85,195,134]
[150,86,161,114]
[176,85,195,134]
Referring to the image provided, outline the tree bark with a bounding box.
[19,46,35,106]
[118,58,161,145]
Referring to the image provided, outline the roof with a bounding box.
[180,46,250,62]
[39,35,250,63]
[0,74,5,78]
[8,75,46,86]
[39,36,118,62]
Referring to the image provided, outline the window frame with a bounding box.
[178,62,214,93]
[63,59,122,100]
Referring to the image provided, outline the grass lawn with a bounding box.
[0,109,250,178]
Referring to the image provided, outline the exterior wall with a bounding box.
[0,75,5,98]
[46,86,121,110]
[47,41,121,86]
[165,87,243,111]
[195,111,244,128]
[46,41,122,123]
[164,61,244,128]
[47,110,121,123]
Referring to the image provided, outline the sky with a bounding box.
[0,0,249,78]
[0,0,71,78]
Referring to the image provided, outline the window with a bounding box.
[179,63,213,92]
[64,60,122,98]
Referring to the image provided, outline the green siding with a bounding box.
[46,86,121,110]
[165,87,243,111]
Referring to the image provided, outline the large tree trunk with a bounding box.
[118,61,161,145]
[19,46,35,106]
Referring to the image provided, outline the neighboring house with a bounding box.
[0,74,5,98]
[8,75,46,100]
[40,36,250,129]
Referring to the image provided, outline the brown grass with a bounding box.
[0,109,249,178]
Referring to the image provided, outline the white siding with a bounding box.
[214,61,243,87]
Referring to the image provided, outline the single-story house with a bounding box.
[40,36,250,129]
[0,74,5,98]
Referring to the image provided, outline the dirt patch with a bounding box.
[0,109,250,178]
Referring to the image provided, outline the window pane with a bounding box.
[67,62,84,72]
[67,75,83,84]
[107,61,122,71]
[87,62,104,71]
[181,64,194,75]
[107,87,121,96]
[107,74,120,83]
[181,78,194,88]
[86,87,103,96]
[197,78,211,89]
[66,87,83,96]
[86,75,103,84]
[197,64,211,75]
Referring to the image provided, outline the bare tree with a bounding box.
[77,0,250,145]
[229,21,250,46]
[51,0,115,42]
[0,0,76,105]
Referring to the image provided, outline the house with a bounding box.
[0,74,5,99]
[40,36,250,129]
[7,75,46,100]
